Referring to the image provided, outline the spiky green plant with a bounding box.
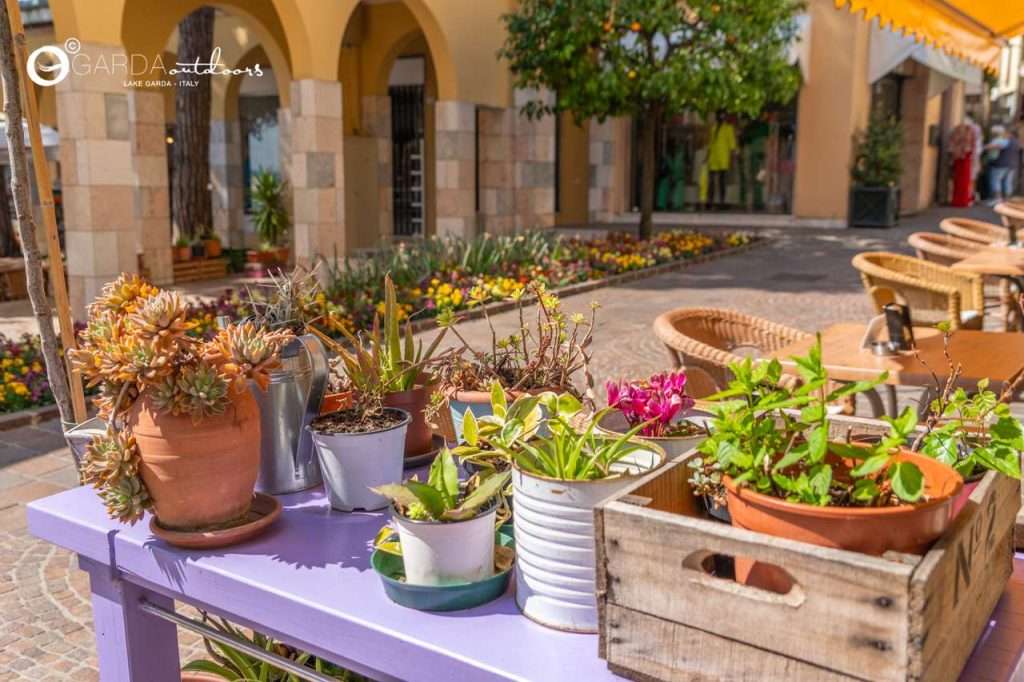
[251,170,289,248]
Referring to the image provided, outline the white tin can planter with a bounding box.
[392,503,497,586]
[311,408,411,512]
[596,408,711,459]
[512,444,665,632]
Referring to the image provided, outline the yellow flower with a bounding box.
[19,366,28,376]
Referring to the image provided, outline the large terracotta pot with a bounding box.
[128,392,261,530]
[203,239,222,258]
[725,449,962,592]
[384,384,434,456]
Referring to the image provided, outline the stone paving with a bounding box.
[0,203,1004,679]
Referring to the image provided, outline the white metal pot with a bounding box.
[311,408,410,512]
[596,409,711,459]
[512,444,665,632]
[392,503,497,586]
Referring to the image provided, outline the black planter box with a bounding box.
[849,185,900,228]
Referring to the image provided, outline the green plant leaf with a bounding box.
[405,480,449,519]
[369,483,420,509]
[182,660,237,680]
[851,453,890,477]
[462,408,479,446]
[446,470,511,520]
[490,381,507,418]
[889,461,924,502]
[851,478,880,503]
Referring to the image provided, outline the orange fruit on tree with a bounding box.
[630,21,641,32]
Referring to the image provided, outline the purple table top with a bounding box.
[28,485,622,682]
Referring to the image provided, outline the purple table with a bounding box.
[27,486,1024,681]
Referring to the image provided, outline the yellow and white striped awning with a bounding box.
[836,0,1024,70]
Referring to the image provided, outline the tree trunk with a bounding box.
[0,1,73,424]
[172,6,214,240]
[638,108,660,240]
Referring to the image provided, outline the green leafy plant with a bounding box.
[251,169,289,248]
[697,337,929,506]
[372,448,510,522]
[174,236,190,248]
[851,114,903,187]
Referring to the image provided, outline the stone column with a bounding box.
[588,118,617,222]
[209,118,244,247]
[277,105,293,252]
[478,107,515,234]
[57,43,139,315]
[435,101,476,239]
[513,89,556,231]
[128,90,172,285]
[289,79,345,265]
[362,95,392,241]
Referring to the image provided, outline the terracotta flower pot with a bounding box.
[319,391,353,416]
[203,239,222,258]
[384,384,434,456]
[173,246,191,263]
[725,449,962,592]
[246,249,276,265]
[275,247,290,266]
[128,391,261,530]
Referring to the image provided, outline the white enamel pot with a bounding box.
[392,502,497,586]
[596,408,711,459]
[512,443,665,633]
[311,408,410,512]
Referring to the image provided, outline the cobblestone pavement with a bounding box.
[0,204,1003,679]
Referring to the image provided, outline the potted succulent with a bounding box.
[69,274,292,530]
[696,338,962,591]
[601,370,709,457]
[372,448,510,586]
[456,389,664,632]
[431,282,597,442]
[173,236,192,263]
[248,169,289,267]
[201,227,222,259]
[849,114,902,228]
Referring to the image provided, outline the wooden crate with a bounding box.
[595,416,1020,682]
[172,257,228,284]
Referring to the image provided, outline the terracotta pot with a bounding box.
[725,448,961,592]
[319,391,353,416]
[203,239,222,258]
[246,249,275,265]
[128,391,261,530]
[173,246,191,263]
[275,247,290,266]
[384,384,434,456]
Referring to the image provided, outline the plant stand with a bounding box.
[849,185,900,228]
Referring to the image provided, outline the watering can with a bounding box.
[253,334,329,495]
[63,417,107,471]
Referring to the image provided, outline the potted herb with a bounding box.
[173,236,191,263]
[600,370,709,457]
[200,227,222,258]
[697,339,962,590]
[432,282,596,442]
[372,448,510,586]
[249,169,289,266]
[849,114,902,228]
[457,389,664,632]
[70,274,292,530]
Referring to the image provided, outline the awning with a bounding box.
[836,0,1024,71]
[869,20,983,85]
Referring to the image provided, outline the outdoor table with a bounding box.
[26,483,1024,681]
[951,244,1024,330]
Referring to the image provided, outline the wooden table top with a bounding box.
[952,244,1024,277]
[768,323,1024,389]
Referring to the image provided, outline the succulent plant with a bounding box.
[175,364,230,423]
[91,273,158,315]
[204,322,291,392]
[129,291,193,348]
[81,429,140,488]
[99,475,152,524]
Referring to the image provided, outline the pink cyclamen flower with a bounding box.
[605,370,695,438]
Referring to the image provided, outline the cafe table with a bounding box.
[26,482,1024,681]
[951,244,1024,330]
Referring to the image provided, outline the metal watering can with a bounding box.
[253,334,329,495]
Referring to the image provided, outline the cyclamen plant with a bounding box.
[605,371,696,438]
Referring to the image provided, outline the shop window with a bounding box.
[240,95,281,213]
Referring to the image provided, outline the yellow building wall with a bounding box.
[556,112,589,225]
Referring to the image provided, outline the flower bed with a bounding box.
[0,334,53,413]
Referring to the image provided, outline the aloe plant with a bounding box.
[372,448,510,522]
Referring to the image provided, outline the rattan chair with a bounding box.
[851,252,984,330]
[908,232,982,266]
[939,217,1010,245]
[652,308,812,396]
[995,202,1024,231]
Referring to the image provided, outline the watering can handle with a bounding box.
[295,334,329,470]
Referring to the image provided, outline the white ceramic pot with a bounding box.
[512,443,665,633]
[392,503,497,586]
[311,408,411,512]
[596,408,711,459]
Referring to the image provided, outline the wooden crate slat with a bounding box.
[173,257,228,283]
[605,605,861,682]
[600,498,913,681]
[909,473,1020,681]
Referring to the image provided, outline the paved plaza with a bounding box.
[0,204,1001,679]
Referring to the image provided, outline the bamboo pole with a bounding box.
[4,0,86,424]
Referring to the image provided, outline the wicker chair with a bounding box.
[908,232,982,266]
[851,252,984,330]
[939,217,1010,245]
[652,308,811,396]
[995,202,1024,231]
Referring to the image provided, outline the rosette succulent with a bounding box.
[606,371,695,437]
[80,429,151,523]
[204,322,291,392]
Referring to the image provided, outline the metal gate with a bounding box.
[390,84,425,237]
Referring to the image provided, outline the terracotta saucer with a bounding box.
[403,433,449,469]
[149,493,282,550]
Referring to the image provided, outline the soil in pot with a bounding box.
[384,385,434,457]
[128,391,261,531]
[311,407,406,434]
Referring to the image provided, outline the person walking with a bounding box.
[706,112,736,210]
[985,125,1020,204]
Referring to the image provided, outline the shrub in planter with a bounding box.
[372,448,510,586]
[696,337,962,589]
[200,228,222,258]
[456,390,664,632]
[249,170,289,265]
[69,274,292,528]
[850,115,902,228]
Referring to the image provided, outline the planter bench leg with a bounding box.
[80,557,180,682]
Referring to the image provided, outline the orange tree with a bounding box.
[500,0,802,238]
